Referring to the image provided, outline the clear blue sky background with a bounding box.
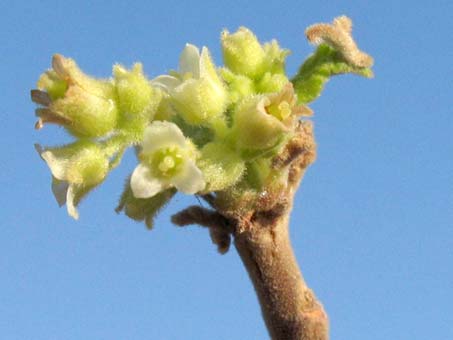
[1,0,452,339]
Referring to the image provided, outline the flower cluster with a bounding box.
[32,16,373,224]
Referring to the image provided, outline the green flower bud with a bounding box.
[172,46,227,125]
[171,77,225,125]
[255,72,289,94]
[32,54,119,138]
[221,27,265,79]
[36,141,110,219]
[36,70,68,100]
[152,45,227,125]
[198,142,245,192]
[262,40,290,75]
[113,63,156,115]
[39,141,109,186]
[113,63,162,137]
[233,84,307,151]
[220,68,255,104]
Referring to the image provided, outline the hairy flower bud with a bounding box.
[36,141,110,219]
[113,63,162,136]
[39,141,109,186]
[221,27,266,79]
[221,68,255,104]
[32,54,119,137]
[114,63,156,115]
[198,142,245,192]
[262,40,290,75]
[153,45,227,125]
[255,72,289,94]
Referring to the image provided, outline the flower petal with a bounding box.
[179,44,200,78]
[131,164,166,198]
[40,150,68,181]
[51,177,69,207]
[141,121,187,154]
[66,185,79,220]
[65,183,96,220]
[172,160,205,194]
[233,96,289,150]
[151,75,181,91]
[199,47,220,82]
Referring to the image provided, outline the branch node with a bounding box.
[171,206,232,253]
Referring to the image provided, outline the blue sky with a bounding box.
[1,0,452,339]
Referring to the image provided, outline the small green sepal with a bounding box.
[116,182,176,229]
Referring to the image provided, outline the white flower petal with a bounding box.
[40,150,68,181]
[172,160,205,194]
[142,121,187,154]
[131,164,166,198]
[66,185,79,220]
[151,75,181,91]
[179,44,200,78]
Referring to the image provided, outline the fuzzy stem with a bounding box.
[233,212,328,340]
[173,120,324,338]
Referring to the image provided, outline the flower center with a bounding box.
[150,147,184,178]
[265,101,291,121]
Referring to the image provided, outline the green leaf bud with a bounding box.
[291,44,373,104]
[292,16,374,104]
[305,16,373,69]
